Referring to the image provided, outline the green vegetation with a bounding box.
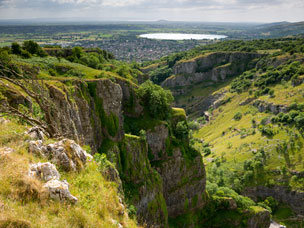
[0,119,140,228]
[2,31,304,228]
[142,37,304,226]
[87,81,119,137]
[137,80,174,120]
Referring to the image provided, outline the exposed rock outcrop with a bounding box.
[26,127,46,140]
[244,186,304,214]
[44,179,78,204]
[28,162,78,204]
[145,121,206,218]
[253,100,289,114]
[29,162,60,182]
[105,135,168,227]
[162,52,261,89]
[28,139,92,171]
[156,148,206,217]
[8,78,206,227]
[44,79,124,152]
[146,124,168,161]
[187,90,229,116]
[247,207,271,228]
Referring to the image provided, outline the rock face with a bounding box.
[28,139,92,171]
[162,52,261,89]
[145,120,206,218]
[253,100,289,114]
[146,124,169,161]
[156,148,206,217]
[28,162,78,204]
[244,186,304,214]
[45,79,124,152]
[187,89,229,116]
[15,78,206,227]
[106,135,168,227]
[247,207,271,228]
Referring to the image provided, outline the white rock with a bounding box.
[44,179,78,204]
[26,127,45,140]
[28,140,44,156]
[0,147,14,156]
[28,139,92,171]
[29,162,60,182]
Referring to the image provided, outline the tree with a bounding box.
[175,121,189,140]
[11,42,22,55]
[137,80,173,120]
[22,40,47,57]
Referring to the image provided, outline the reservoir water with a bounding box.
[139,33,227,40]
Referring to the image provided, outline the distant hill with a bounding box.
[252,21,304,38]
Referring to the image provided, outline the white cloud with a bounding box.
[0,0,303,22]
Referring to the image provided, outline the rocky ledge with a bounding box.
[162,52,261,88]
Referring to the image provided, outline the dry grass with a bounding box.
[0,119,142,228]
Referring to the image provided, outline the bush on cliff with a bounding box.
[137,80,173,120]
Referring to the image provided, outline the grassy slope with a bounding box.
[195,81,304,181]
[191,76,304,227]
[0,119,141,228]
[11,55,138,85]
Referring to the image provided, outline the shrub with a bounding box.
[258,124,275,136]
[175,121,189,140]
[21,49,32,58]
[203,147,211,156]
[139,129,146,140]
[188,121,200,131]
[22,40,47,57]
[295,113,304,130]
[260,117,269,125]
[137,80,173,120]
[233,112,242,121]
[48,68,56,76]
[11,42,22,55]
[197,116,206,124]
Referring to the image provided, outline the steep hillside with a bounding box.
[0,118,140,228]
[148,38,304,227]
[0,41,272,228]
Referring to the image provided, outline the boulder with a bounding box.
[28,162,60,182]
[28,162,78,204]
[44,139,93,171]
[28,140,44,156]
[44,179,78,204]
[26,127,46,140]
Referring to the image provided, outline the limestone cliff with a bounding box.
[161,52,261,90]
[4,78,206,227]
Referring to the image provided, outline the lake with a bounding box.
[139,33,227,40]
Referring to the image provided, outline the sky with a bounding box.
[0,0,303,23]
